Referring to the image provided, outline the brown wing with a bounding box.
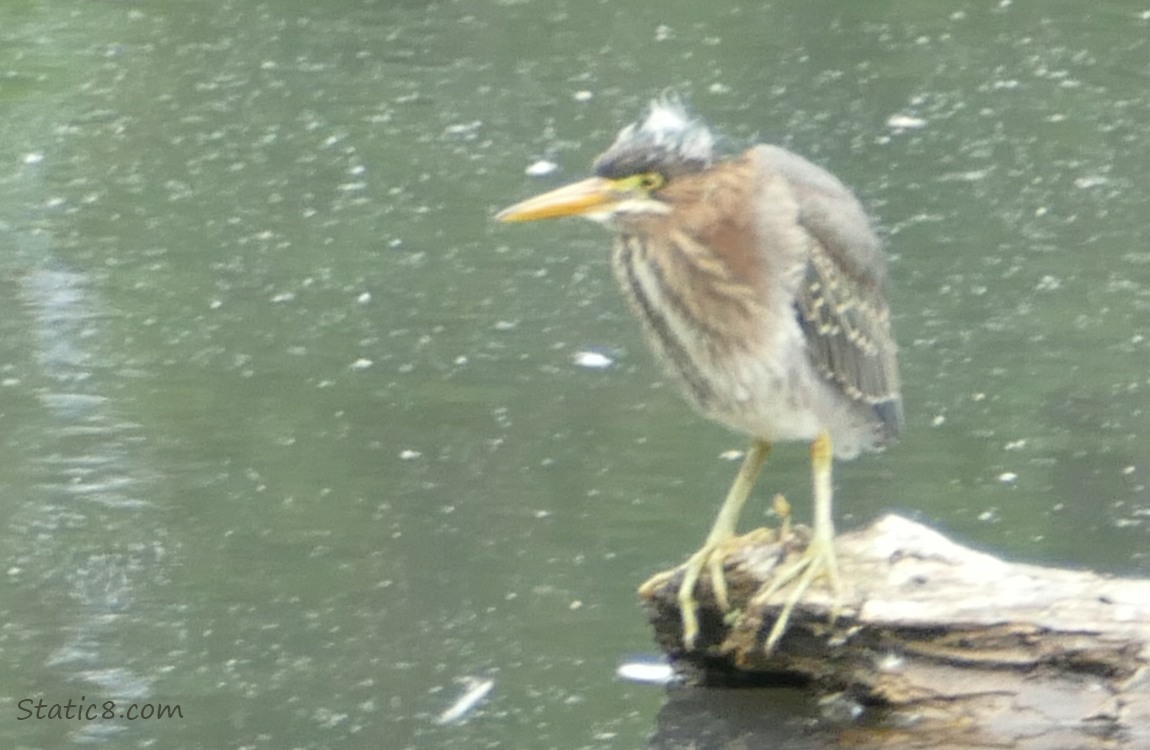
[796,240,903,441]
[756,146,904,442]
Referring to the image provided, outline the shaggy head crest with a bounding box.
[593,98,716,179]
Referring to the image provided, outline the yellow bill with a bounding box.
[495,177,620,222]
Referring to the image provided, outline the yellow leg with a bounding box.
[751,428,843,653]
[639,439,772,649]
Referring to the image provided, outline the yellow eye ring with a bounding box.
[637,172,665,192]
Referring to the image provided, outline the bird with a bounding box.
[495,99,902,653]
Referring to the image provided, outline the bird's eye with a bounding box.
[637,172,665,192]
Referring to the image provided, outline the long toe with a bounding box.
[675,542,721,649]
[752,533,843,654]
[637,539,733,650]
[637,568,676,599]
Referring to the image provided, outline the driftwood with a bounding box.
[640,515,1150,750]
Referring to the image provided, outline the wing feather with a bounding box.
[755,146,903,442]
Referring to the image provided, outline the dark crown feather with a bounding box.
[594,98,716,180]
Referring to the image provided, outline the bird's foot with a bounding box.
[638,538,729,650]
[748,528,843,654]
[639,527,780,651]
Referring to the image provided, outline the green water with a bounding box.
[1,2,1147,748]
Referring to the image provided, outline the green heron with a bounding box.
[496,100,902,652]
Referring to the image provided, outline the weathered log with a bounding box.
[640,514,1150,749]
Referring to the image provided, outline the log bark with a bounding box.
[640,514,1150,749]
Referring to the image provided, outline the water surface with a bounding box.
[1,2,1147,748]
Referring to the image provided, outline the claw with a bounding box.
[773,493,792,539]
[752,531,843,653]
[637,568,674,599]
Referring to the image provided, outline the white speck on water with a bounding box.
[572,90,593,102]
[1004,439,1027,451]
[493,320,518,331]
[436,677,494,725]
[1122,465,1136,476]
[357,291,371,304]
[707,82,731,94]
[616,658,675,685]
[719,450,745,461]
[209,299,222,310]
[1074,175,1109,189]
[886,114,927,130]
[444,120,482,137]
[271,291,295,303]
[569,599,583,610]
[1035,275,1062,291]
[958,169,991,182]
[453,355,468,366]
[998,471,1018,483]
[574,350,613,369]
[23,152,44,165]
[978,508,999,522]
[399,449,422,460]
[931,414,946,427]
[972,392,986,402]
[350,358,373,371]
[525,159,558,177]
